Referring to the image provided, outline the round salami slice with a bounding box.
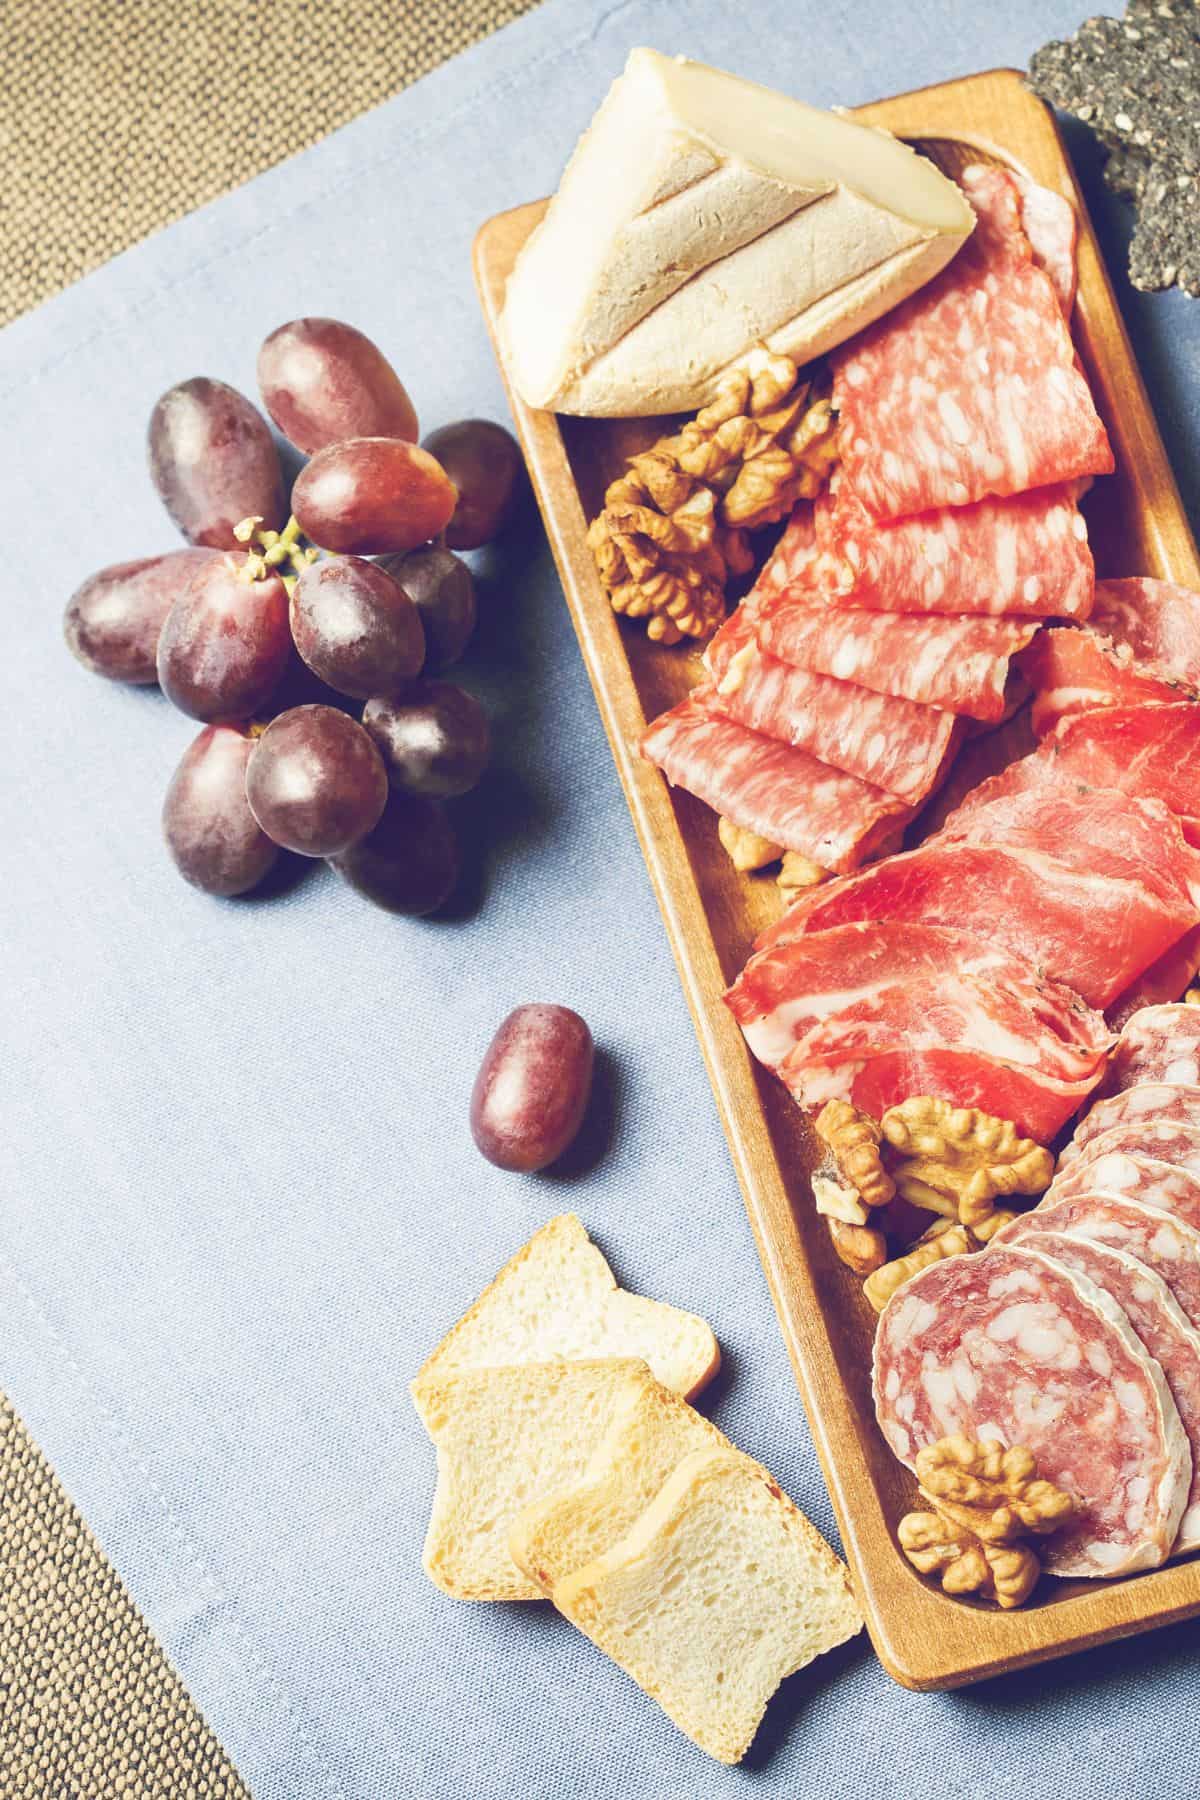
[872,1243,1189,1577]
[1102,1004,1200,1096]
[995,1192,1200,1333]
[1058,1121,1200,1187]
[1063,1085,1200,1162]
[989,1230,1200,1552]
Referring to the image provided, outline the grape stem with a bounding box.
[233,513,320,591]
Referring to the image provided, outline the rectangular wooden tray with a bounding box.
[474,68,1200,1689]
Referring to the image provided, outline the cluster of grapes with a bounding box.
[64,318,524,914]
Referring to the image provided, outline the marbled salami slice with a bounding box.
[1045,1152,1200,1233]
[1064,1085,1200,1162]
[989,1230,1200,1551]
[872,1244,1188,1577]
[1022,627,1196,736]
[1013,171,1079,316]
[995,1191,1200,1332]
[706,645,961,804]
[834,166,1112,521]
[1060,1121,1200,1189]
[1103,1004,1200,1096]
[639,695,910,871]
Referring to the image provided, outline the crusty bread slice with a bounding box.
[416,1358,659,1601]
[509,1370,728,1592]
[410,1214,719,1407]
[553,1447,863,1764]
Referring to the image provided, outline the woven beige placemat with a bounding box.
[3,3,542,1790]
[2,0,543,326]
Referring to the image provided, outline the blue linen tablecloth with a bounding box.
[3,2,1200,1794]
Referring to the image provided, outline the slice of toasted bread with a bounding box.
[509,1371,728,1592]
[410,1215,719,1409]
[416,1358,659,1601]
[553,1447,863,1764]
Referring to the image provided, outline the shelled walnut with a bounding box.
[717,816,781,873]
[881,1097,1053,1232]
[863,1211,1018,1314]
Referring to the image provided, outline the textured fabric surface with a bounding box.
[4,2,1200,1798]
[1,0,542,326]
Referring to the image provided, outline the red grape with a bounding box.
[257,318,418,453]
[290,557,424,700]
[245,705,387,857]
[157,556,291,721]
[362,683,489,799]
[148,378,286,549]
[377,547,476,668]
[163,724,279,896]
[329,790,459,916]
[469,1005,594,1172]
[64,548,218,684]
[422,419,523,550]
[291,438,456,555]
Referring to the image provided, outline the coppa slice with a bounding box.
[1064,1085,1200,1162]
[872,1244,1189,1577]
[1101,1003,1200,1096]
[1022,627,1199,736]
[994,1191,1200,1333]
[706,647,961,804]
[985,1230,1200,1552]
[807,482,1095,619]
[1089,579,1200,685]
[1109,928,1200,1031]
[1045,706,1200,846]
[1045,1152,1200,1233]
[726,920,1112,1141]
[835,165,1112,521]
[639,695,910,871]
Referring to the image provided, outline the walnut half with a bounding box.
[881,1096,1053,1231]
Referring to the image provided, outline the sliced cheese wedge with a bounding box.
[502,48,974,417]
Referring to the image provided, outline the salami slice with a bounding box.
[807,483,1095,619]
[639,695,910,871]
[1012,171,1079,316]
[872,1244,1188,1576]
[1021,627,1197,736]
[987,1230,1200,1551]
[1045,1152,1200,1233]
[1102,1004,1200,1095]
[1060,1121,1200,1188]
[706,645,961,804]
[995,1191,1200,1333]
[834,166,1112,522]
[1045,706,1200,847]
[1064,1084,1200,1162]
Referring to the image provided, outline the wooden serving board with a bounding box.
[474,68,1200,1689]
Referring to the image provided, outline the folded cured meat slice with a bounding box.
[639,695,909,871]
[995,1191,1200,1330]
[748,834,1199,1011]
[1023,627,1200,736]
[1090,579,1200,684]
[1109,929,1200,1030]
[1056,1123,1200,1192]
[1045,1152,1200,1233]
[1044,706,1200,847]
[806,483,1095,619]
[872,1244,1188,1577]
[725,920,1112,1141]
[983,1230,1200,1551]
[1064,1085,1200,1162]
[1012,170,1078,316]
[834,165,1112,521]
[1102,1004,1200,1096]
[706,646,961,804]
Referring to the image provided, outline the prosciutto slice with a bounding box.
[1044,705,1200,845]
[1023,626,1200,736]
[639,695,909,871]
[834,165,1112,521]
[1109,928,1200,1029]
[1090,579,1200,683]
[725,920,1112,1141]
[872,1244,1188,1577]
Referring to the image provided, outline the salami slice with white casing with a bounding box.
[872,1243,1189,1576]
[1102,1004,1200,1097]
[1045,1152,1200,1234]
[1058,1121,1200,1187]
[994,1192,1200,1332]
[1063,1085,1200,1162]
[984,1230,1200,1552]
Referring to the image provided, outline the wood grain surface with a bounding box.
[474,69,1200,1689]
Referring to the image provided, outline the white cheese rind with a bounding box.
[502,48,974,418]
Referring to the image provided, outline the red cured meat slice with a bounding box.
[872,1244,1188,1577]
[745,838,1197,1011]
[1109,928,1200,1030]
[996,1191,1200,1328]
[1057,1121,1200,1187]
[725,921,1112,1141]
[1021,627,1195,736]
[1064,1084,1200,1161]
[1046,1152,1200,1231]
[808,483,1095,619]
[989,1231,1200,1550]
[1044,706,1200,844]
[750,507,818,604]
[834,166,1112,522]
[1012,171,1078,315]
[639,695,910,871]
[706,647,961,804]
[1090,579,1200,686]
[1102,1004,1200,1095]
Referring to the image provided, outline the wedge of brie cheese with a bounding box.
[502,49,974,417]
